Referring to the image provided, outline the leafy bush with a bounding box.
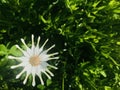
[0,0,120,90]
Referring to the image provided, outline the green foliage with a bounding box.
[0,0,120,90]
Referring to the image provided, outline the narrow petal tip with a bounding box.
[49,52,59,56]
[32,81,35,87]
[8,56,14,59]
[55,52,59,55]
[11,66,16,69]
[55,57,59,59]
[32,34,34,37]
[54,67,58,69]
[50,57,59,60]
[15,45,19,48]
[16,75,20,79]
[23,81,25,84]
[48,65,58,69]
[41,82,44,85]
[21,38,24,42]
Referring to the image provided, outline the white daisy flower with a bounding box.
[8,34,59,87]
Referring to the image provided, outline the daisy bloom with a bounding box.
[8,34,59,87]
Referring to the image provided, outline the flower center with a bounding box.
[29,55,40,66]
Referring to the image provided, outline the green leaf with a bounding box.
[92,1,101,8]
[100,71,107,77]
[104,86,112,90]
[113,9,120,13]
[0,44,7,56]
[37,84,45,90]
[0,75,3,80]
[101,52,109,58]
[0,29,6,33]
[0,58,8,67]
[116,42,120,45]
[46,79,52,86]
[9,45,17,54]
[9,45,22,56]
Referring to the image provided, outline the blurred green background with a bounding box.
[1,0,120,90]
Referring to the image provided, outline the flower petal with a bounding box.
[32,34,35,47]
[45,44,55,52]
[31,66,36,86]
[11,63,23,69]
[16,68,25,79]
[49,57,59,60]
[16,45,29,57]
[46,69,54,76]
[23,72,30,85]
[32,73,36,87]
[21,38,29,49]
[48,52,59,56]
[42,39,48,48]
[37,73,44,85]
[42,71,51,79]
[48,64,58,69]
[8,56,20,60]
[37,36,41,47]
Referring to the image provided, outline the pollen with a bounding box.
[29,55,40,66]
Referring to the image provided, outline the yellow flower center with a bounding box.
[29,55,40,66]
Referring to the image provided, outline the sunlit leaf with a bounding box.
[9,45,22,56]
[104,86,112,90]
[46,79,52,86]
[0,44,7,56]
[100,71,107,77]
[37,84,45,90]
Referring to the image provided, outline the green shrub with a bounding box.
[0,0,120,90]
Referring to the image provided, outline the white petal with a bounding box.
[23,65,32,84]
[37,73,44,85]
[21,38,29,49]
[11,63,23,69]
[37,39,48,54]
[48,64,58,69]
[37,36,40,47]
[39,53,49,61]
[37,47,43,55]
[25,64,32,74]
[49,57,59,60]
[16,45,29,57]
[16,68,25,79]
[8,56,20,60]
[15,45,24,52]
[31,66,37,86]
[32,73,35,87]
[45,44,55,52]
[46,69,54,76]
[40,61,48,69]
[21,39,33,56]
[34,46,40,55]
[31,66,37,74]
[23,72,30,84]
[32,73,36,87]
[48,52,59,56]
[39,52,58,61]
[20,56,29,61]
[26,48,33,56]
[42,71,51,79]
[35,66,41,74]
[31,34,35,47]
[41,39,48,49]
[31,34,35,54]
